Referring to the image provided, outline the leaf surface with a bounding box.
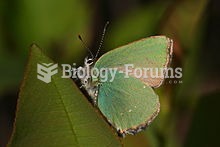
[8,45,121,147]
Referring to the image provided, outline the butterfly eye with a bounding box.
[84,79,88,84]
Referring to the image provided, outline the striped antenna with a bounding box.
[94,21,109,59]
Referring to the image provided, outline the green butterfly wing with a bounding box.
[94,36,173,87]
[93,36,172,134]
[97,71,159,134]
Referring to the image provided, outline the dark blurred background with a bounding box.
[0,0,220,146]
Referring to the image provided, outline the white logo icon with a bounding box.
[37,63,58,83]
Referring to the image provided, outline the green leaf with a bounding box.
[8,45,121,147]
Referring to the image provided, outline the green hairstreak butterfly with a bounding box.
[78,26,173,136]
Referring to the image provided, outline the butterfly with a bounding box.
[78,24,173,136]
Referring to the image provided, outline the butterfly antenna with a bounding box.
[78,35,94,59]
[94,21,109,59]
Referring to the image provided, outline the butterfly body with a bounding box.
[79,57,98,104]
